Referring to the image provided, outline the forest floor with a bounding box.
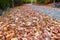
[0,4,60,40]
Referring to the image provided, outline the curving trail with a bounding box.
[31,5,60,22]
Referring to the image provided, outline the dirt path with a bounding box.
[30,5,60,22]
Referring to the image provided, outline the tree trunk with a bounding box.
[53,0,56,7]
[12,0,14,8]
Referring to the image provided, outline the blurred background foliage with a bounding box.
[0,0,60,16]
[0,0,11,9]
[0,0,23,10]
[0,0,60,10]
[22,0,31,3]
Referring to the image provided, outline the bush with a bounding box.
[0,0,11,10]
[22,0,31,4]
[37,0,45,4]
[37,0,52,4]
[14,0,23,6]
[56,0,60,2]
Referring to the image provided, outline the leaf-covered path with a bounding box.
[0,5,60,40]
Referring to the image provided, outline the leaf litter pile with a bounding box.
[0,6,60,40]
